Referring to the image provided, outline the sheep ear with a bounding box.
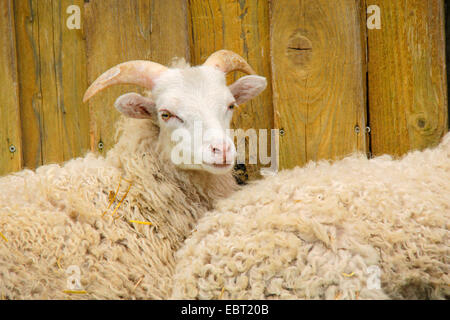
[114,92,156,119]
[228,75,267,105]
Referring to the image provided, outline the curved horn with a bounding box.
[203,50,256,75]
[83,60,167,102]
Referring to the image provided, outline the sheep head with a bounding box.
[83,50,267,174]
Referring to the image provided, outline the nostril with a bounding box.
[210,145,221,154]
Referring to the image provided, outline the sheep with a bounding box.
[171,132,450,300]
[0,50,267,299]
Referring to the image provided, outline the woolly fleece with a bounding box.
[0,117,237,299]
[172,133,450,300]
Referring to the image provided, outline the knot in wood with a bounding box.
[286,29,312,67]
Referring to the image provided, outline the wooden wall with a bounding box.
[0,0,448,179]
[367,0,448,156]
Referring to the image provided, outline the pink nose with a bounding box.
[210,142,231,164]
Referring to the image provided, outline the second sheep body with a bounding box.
[172,133,450,300]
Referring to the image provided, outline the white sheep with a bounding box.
[172,132,450,300]
[0,50,267,299]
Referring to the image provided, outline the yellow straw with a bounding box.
[342,272,355,277]
[102,178,122,217]
[129,220,152,225]
[0,231,8,242]
[219,287,225,299]
[133,276,145,291]
[112,183,132,219]
[63,290,87,295]
[57,257,63,270]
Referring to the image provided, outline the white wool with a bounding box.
[0,51,267,299]
[172,132,450,300]
[0,117,237,299]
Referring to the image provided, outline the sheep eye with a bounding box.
[160,111,172,121]
[159,110,184,123]
[228,103,236,110]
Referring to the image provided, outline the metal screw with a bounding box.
[9,145,16,153]
[365,126,371,133]
[354,125,361,134]
[279,128,285,136]
[98,141,104,151]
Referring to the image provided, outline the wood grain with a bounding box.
[14,0,89,169]
[270,0,368,170]
[2,1,448,176]
[85,0,190,154]
[367,0,448,156]
[14,0,42,169]
[52,0,90,163]
[0,0,22,176]
[189,0,274,179]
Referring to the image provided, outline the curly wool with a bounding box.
[172,133,450,300]
[0,117,237,299]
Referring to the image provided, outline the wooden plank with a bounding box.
[148,0,190,65]
[360,0,370,156]
[14,0,42,169]
[37,0,65,164]
[52,0,90,162]
[14,0,88,169]
[188,0,274,179]
[0,0,23,176]
[367,0,448,156]
[446,1,450,129]
[270,0,367,170]
[85,0,190,154]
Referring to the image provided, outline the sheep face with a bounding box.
[114,66,267,175]
[83,50,266,175]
